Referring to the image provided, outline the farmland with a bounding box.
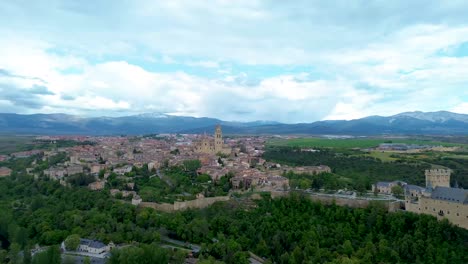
[0,136,35,154]
[268,137,465,149]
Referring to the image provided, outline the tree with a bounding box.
[170,149,180,155]
[46,245,61,264]
[15,227,28,248]
[23,245,32,264]
[342,240,354,256]
[64,234,80,251]
[62,255,75,264]
[391,185,404,198]
[98,169,105,179]
[0,250,7,264]
[239,144,247,153]
[183,160,201,173]
[256,239,269,257]
[83,256,91,264]
[8,243,20,264]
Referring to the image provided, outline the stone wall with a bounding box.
[174,196,230,210]
[141,191,402,214]
[270,191,399,210]
[309,195,372,208]
[405,197,468,229]
[139,196,230,212]
[139,202,174,213]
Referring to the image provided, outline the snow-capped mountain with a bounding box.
[394,111,468,123]
[0,111,466,135]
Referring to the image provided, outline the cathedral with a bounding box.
[193,125,231,155]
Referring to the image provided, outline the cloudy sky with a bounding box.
[1,1,468,123]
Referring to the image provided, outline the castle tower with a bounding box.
[425,169,451,188]
[214,125,223,152]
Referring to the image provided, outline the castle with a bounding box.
[193,125,231,155]
[425,168,450,188]
[405,168,468,229]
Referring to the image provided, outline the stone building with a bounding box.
[285,165,331,175]
[0,167,12,177]
[193,125,231,155]
[77,239,108,254]
[88,181,105,191]
[425,168,451,188]
[372,180,407,194]
[405,169,468,229]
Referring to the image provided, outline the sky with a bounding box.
[1,1,468,123]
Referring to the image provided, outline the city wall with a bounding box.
[140,191,402,213]
[139,196,230,212]
[271,191,402,211]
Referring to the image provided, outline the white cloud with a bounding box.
[451,103,468,114]
[0,1,468,122]
[185,60,220,68]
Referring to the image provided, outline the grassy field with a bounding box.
[365,151,398,162]
[443,154,468,160]
[268,137,464,149]
[0,136,35,154]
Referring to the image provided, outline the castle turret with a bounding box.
[425,168,451,188]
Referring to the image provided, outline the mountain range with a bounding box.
[0,111,467,136]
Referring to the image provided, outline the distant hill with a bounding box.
[0,111,467,135]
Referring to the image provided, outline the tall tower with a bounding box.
[425,169,451,189]
[214,125,223,152]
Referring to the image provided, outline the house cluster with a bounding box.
[44,165,84,180]
[7,125,298,200]
[11,150,43,158]
[375,143,458,153]
[189,126,291,191]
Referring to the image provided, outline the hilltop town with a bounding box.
[1,126,301,205]
[1,125,465,228]
[0,126,467,263]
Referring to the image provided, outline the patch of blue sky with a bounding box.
[225,63,329,80]
[397,68,424,75]
[436,42,468,57]
[47,45,329,81]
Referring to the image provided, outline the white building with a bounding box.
[77,238,108,254]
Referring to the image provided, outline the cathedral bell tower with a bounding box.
[214,125,223,152]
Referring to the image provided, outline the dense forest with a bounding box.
[1,173,467,263]
[162,194,468,264]
[263,147,432,188]
[0,173,187,263]
[263,146,468,189]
